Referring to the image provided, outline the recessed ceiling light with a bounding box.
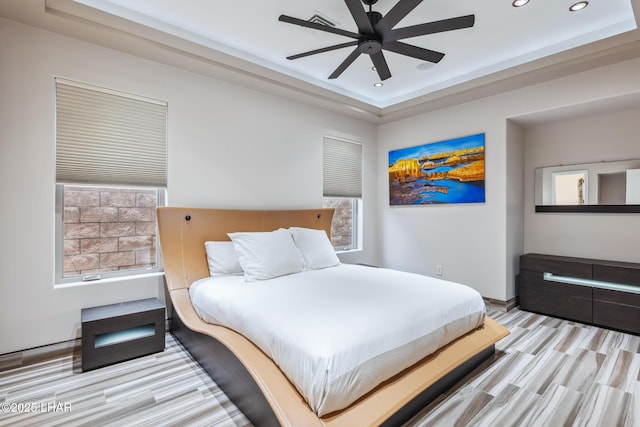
[373,82,383,88]
[372,66,377,71]
[512,0,530,7]
[569,1,588,11]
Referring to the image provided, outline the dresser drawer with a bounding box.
[519,270,592,298]
[518,271,592,323]
[593,289,640,335]
[593,264,640,286]
[593,287,640,307]
[520,254,592,279]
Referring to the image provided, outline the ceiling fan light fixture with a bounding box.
[569,1,588,11]
[359,40,383,54]
[512,0,530,7]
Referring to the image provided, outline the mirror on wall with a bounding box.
[535,159,640,213]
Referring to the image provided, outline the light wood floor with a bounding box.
[1,308,638,426]
[406,308,639,427]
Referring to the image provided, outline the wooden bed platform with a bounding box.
[157,207,509,427]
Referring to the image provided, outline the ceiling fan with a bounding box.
[279,0,475,81]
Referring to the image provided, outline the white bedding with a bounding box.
[189,264,485,416]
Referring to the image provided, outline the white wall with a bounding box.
[0,18,377,354]
[378,103,509,300]
[506,121,525,299]
[378,58,640,301]
[523,108,640,262]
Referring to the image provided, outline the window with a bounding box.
[323,136,362,251]
[322,197,361,250]
[55,79,167,284]
[57,184,165,281]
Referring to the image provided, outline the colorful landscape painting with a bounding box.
[389,133,485,205]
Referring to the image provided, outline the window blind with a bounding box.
[55,78,167,187]
[323,136,362,198]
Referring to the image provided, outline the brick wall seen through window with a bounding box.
[322,198,356,250]
[62,185,158,278]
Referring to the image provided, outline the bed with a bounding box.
[157,207,509,427]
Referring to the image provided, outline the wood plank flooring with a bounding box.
[0,337,251,427]
[406,308,640,427]
[0,308,638,426]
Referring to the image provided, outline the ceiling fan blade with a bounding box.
[375,0,424,34]
[387,15,475,41]
[279,15,360,39]
[344,0,374,34]
[370,51,391,81]
[383,41,445,63]
[329,48,361,79]
[287,41,359,60]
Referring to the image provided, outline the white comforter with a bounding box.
[189,264,485,416]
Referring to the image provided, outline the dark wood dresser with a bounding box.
[518,253,640,335]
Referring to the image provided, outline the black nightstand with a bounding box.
[81,298,165,371]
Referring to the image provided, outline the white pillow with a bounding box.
[228,229,305,281]
[204,241,243,276]
[289,227,340,270]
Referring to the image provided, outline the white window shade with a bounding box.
[55,79,167,187]
[323,136,362,198]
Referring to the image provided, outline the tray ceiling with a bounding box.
[69,0,637,108]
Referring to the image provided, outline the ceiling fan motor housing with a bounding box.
[359,10,383,54]
[358,38,382,54]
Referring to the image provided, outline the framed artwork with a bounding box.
[389,133,485,205]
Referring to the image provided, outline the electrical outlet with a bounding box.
[436,265,443,276]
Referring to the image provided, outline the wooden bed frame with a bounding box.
[157,207,509,427]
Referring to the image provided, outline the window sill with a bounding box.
[336,248,362,255]
[54,271,164,290]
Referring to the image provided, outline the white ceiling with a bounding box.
[1,0,639,122]
[68,0,637,108]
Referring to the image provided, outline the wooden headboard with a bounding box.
[156,207,335,291]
